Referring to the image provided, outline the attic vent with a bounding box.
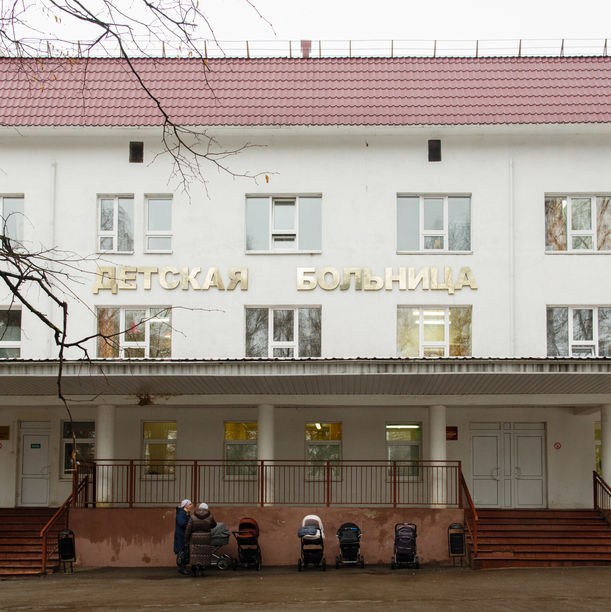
[428,139,441,162]
[129,141,144,163]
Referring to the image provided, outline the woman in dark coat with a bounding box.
[185,502,217,576]
[174,499,193,575]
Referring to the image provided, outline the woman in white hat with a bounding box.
[184,502,217,576]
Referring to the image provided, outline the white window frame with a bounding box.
[245,306,322,358]
[271,197,297,250]
[397,306,472,358]
[386,423,422,481]
[96,306,172,358]
[224,422,258,480]
[61,420,95,478]
[0,307,21,358]
[246,195,322,254]
[144,195,173,254]
[0,195,24,243]
[562,196,597,252]
[142,420,177,478]
[545,194,611,252]
[97,195,134,254]
[397,194,472,253]
[547,305,610,357]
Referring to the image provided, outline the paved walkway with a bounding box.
[2,565,611,611]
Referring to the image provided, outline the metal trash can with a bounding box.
[448,523,465,566]
[58,529,76,572]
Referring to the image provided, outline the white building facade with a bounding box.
[0,56,610,517]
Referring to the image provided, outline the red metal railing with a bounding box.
[40,471,89,574]
[593,471,611,523]
[76,459,461,508]
[459,469,479,558]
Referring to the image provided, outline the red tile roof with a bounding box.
[1,56,611,127]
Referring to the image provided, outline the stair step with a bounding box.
[470,508,611,568]
[477,537,611,545]
[478,544,611,553]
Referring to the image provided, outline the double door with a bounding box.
[471,422,546,508]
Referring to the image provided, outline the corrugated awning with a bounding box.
[1,357,610,406]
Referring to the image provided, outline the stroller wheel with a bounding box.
[391,560,396,570]
[335,556,340,569]
[232,558,238,571]
[256,558,262,571]
[217,555,232,571]
[360,556,365,569]
[297,558,302,572]
[415,558,420,570]
[321,558,326,572]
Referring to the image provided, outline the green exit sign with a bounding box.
[30,443,41,449]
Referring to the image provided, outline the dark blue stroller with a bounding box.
[391,522,420,569]
[335,522,365,568]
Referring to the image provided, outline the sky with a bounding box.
[207,0,611,41]
[20,0,611,57]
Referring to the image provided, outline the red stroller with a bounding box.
[232,517,262,571]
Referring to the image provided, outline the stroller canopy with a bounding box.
[237,517,259,536]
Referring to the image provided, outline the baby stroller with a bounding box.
[297,514,326,571]
[232,517,262,571]
[391,522,419,569]
[335,522,365,568]
[208,522,234,570]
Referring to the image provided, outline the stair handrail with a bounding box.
[459,469,479,557]
[39,472,89,574]
[593,471,611,521]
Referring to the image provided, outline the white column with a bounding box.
[429,405,447,505]
[601,404,611,484]
[96,404,116,504]
[258,404,275,505]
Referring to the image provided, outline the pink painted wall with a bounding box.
[71,507,464,567]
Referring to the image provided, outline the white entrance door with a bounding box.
[20,423,50,506]
[471,422,546,508]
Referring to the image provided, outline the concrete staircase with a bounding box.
[0,508,60,576]
[471,509,611,568]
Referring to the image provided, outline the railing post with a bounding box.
[392,461,397,508]
[260,460,266,507]
[41,533,47,575]
[92,464,97,508]
[456,461,463,508]
[71,464,78,509]
[192,461,198,505]
[325,460,331,507]
[128,460,134,508]
[594,471,598,510]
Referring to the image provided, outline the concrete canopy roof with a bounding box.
[1,358,610,407]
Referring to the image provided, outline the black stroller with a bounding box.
[208,522,234,570]
[391,522,419,569]
[335,522,365,568]
[297,514,326,571]
[232,517,262,571]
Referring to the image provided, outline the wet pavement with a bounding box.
[2,564,611,611]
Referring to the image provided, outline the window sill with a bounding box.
[396,251,473,255]
[97,250,135,256]
[144,250,173,255]
[545,250,611,255]
[246,250,322,255]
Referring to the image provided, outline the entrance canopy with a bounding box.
[1,357,610,407]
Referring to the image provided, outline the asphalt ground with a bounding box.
[2,565,611,611]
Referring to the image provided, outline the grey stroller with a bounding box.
[209,522,234,570]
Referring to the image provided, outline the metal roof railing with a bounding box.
[12,37,611,59]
